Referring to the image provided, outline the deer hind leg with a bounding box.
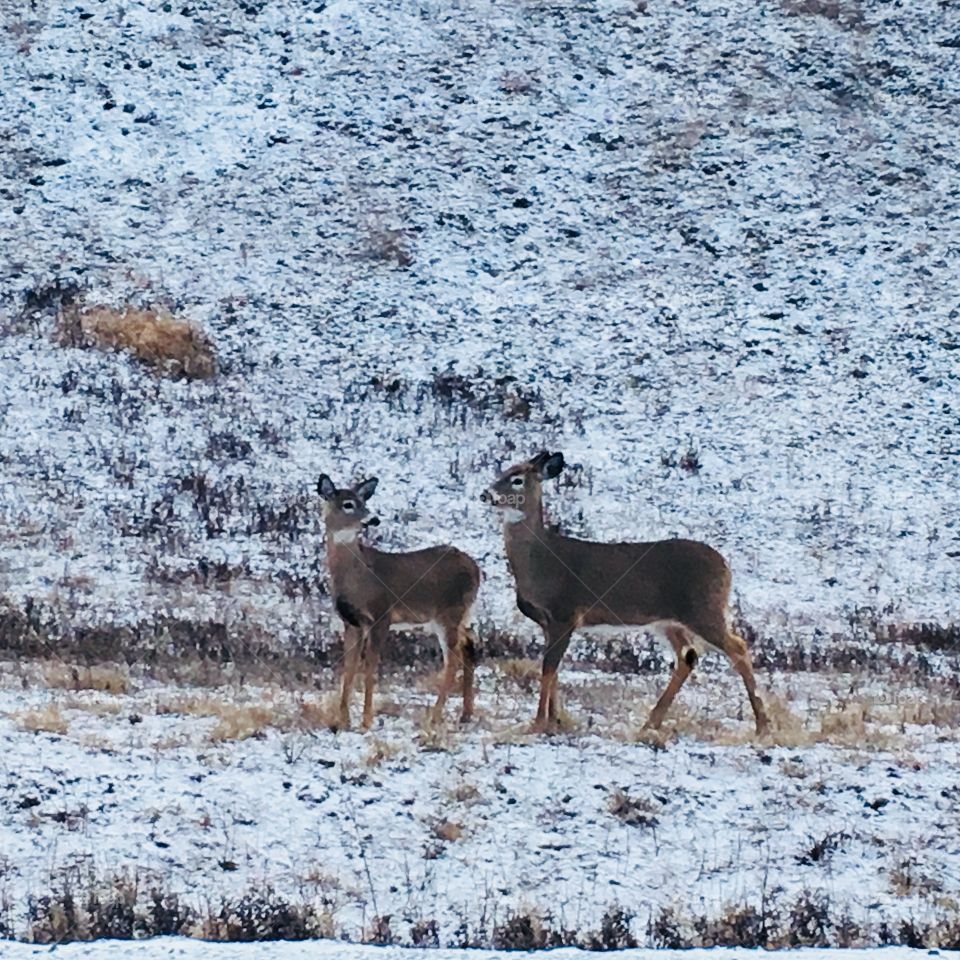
[361,621,387,731]
[643,624,696,730]
[339,625,364,730]
[533,622,573,733]
[724,631,769,735]
[460,626,477,723]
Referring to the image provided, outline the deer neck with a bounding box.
[325,529,369,589]
[503,493,545,552]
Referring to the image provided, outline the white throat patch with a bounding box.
[502,508,526,524]
[332,528,359,544]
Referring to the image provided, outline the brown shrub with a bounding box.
[56,303,217,379]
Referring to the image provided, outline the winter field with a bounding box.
[1,0,959,953]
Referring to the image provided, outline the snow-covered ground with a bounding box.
[1,660,958,945]
[0,941,952,960]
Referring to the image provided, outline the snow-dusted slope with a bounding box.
[1,2,958,638]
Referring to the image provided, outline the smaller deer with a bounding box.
[482,451,769,735]
[318,474,481,729]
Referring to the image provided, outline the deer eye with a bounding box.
[342,500,357,512]
[511,476,524,488]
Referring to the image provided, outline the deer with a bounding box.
[481,451,769,735]
[317,474,481,730]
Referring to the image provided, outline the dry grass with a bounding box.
[41,662,130,694]
[432,819,463,843]
[360,224,414,267]
[157,691,339,741]
[496,658,541,692]
[56,303,217,379]
[780,0,865,28]
[608,788,661,828]
[61,695,123,716]
[448,780,481,805]
[363,736,403,768]
[889,858,944,898]
[16,703,68,735]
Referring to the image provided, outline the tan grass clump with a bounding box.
[364,737,403,768]
[42,662,130,694]
[157,691,339,741]
[497,658,541,692]
[433,819,463,843]
[16,704,68,735]
[57,303,217,379]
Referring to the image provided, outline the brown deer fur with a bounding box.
[318,474,480,729]
[483,451,769,734]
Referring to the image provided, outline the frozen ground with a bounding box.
[0,940,952,960]
[0,0,958,647]
[1,658,958,945]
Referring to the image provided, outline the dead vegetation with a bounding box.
[608,788,662,828]
[15,703,68,735]
[55,303,217,380]
[40,662,130,694]
[11,854,960,948]
[780,0,866,29]
[156,691,338,741]
[359,223,414,268]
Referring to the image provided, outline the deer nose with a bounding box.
[363,516,380,528]
[479,489,493,505]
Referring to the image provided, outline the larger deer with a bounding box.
[318,474,481,729]
[482,451,769,735]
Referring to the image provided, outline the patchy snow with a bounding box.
[1,663,958,945]
[0,940,950,960]
[1,0,958,950]
[0,0,958,647]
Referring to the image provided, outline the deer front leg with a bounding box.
[532,622,573,733]
[339,625,363,730]
[724,631,770,735]
[362,621,387,731]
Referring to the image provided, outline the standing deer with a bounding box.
[318,474,481,729]
[482,451,769,734]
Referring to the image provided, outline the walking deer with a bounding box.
[482,451,769,735]
[318,474,481,729]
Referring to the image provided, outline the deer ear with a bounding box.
[529,450,551,470]
[355,477,379,502]
[317,474,337,500]
[539,451,565,480]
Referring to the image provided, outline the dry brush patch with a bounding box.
[40,661,131,694]
[16,867,960,947]
[13,703,68,736]
[55,303,217,380]
[155,690,339,741]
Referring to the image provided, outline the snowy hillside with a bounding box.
[1,0,958,647]
[1,0,959,952]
